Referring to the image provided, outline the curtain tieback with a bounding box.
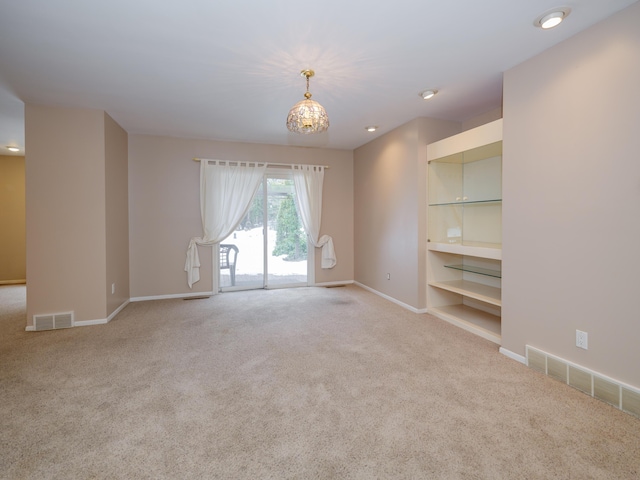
[184,237,202,288]
[315,235,336,269]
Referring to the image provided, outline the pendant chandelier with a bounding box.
[286,69,329,134]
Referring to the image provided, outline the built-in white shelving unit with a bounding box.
[426,119,503,344]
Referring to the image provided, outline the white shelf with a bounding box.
[427,119,503,161]
[427,242,501,260]
[426,119,503,346]
[429,305,501,344]
[429,279,501,307]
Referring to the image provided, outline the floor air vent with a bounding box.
[34,312,74,331]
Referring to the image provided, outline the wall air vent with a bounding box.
[33,312,74,331]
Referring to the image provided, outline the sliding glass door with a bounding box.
[266,176,307,287]
[219,171,308,291]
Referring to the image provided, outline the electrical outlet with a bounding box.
[387,273,391,280]
[576,330,588,350]
[111,283,116,295]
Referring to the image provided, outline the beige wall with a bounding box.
[502,2,640,386]
[25,106,129,325]
[128,134,353,298]
[104,113,130,315]
[0,155,26,283]
[26,106,107,323]
[353,118,459,310]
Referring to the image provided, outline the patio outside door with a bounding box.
[219,172,308,291]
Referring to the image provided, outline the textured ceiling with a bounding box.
[0,0,637,153]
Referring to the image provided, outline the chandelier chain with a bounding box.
[304,71,312,100]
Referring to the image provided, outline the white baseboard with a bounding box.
[74,318,110,327]
[499,347,526,364]
[354,282,427,314]
[132,284,355,301]
[107,299,129,322]
[314,280,354,287]
[130,291,214,302]
[74,299,130,327]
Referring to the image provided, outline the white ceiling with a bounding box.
[0,0,637,154]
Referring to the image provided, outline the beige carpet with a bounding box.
[1,284,639,479]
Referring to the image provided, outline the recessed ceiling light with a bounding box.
[365,126,378,132]
[6,146,19,152]
[420,90,437,100]
[535,7,571,29]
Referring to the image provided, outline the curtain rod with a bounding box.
[192,157,330,169]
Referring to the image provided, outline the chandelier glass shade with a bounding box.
[286,70,329,134]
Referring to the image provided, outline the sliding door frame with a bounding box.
[213,167,314,293]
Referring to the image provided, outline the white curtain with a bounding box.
[185,160,266,287]
[292,165,336,269]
